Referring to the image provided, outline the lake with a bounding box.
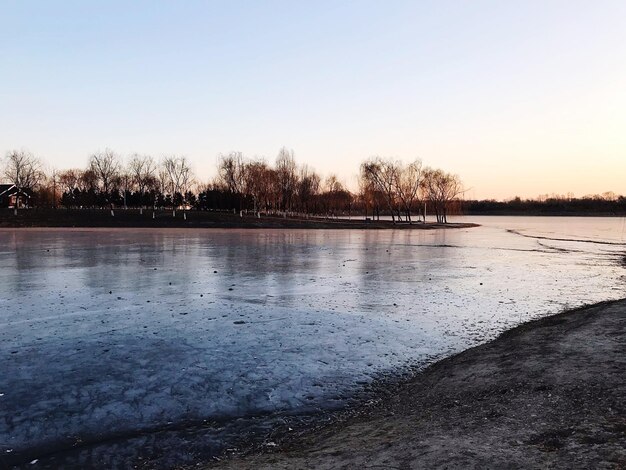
[1,216,625,467]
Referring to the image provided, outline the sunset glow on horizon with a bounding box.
[2,0,625,200]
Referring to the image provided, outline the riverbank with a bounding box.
[0,209,476,229]
[208,299,626,469]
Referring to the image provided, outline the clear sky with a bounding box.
[2,0,625,199]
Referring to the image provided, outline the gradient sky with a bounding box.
[2,0,625,199]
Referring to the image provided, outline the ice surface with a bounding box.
[0,217,625,467]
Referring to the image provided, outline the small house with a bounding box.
[0,184,32,209]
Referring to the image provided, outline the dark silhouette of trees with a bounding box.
[463,195,626,216]
[162,156,193,217]
[320,175,352,217]
[242,159,272,215]
[34,170,60,209]
[275,147,298,214]
[216,152,248,212]
[128,154,157,213]
[58,169,82,207]
[7,145,625,220]
[2,147,477,222]
[360,158,400,223]
[296,165,320,215]
[3,150,43,214]
[358,171,384,221]
[89,149,121,211]
[218,152,245,195]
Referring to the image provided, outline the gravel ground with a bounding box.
[208,299,626,470]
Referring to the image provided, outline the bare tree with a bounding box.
[324,174,343,193]
[275,147,298,214]
[422,168,463,223]
[36,169,60,209]
[80,169,99,193]
[157,166,170,200]
[322,174,352,217]
[217,152,247,211]
[296,164,320,215]
[242,159,271,215]
[128,154,157,213]
[58,169,81,196]
[89,149,120,210]
[360,157,400,223]
[358,172,375,220]
[58,169,82,207]
[393,159,423,223]
[118,172,132,210]
[162,156,193,217]
[3,150,43,214]
[218,152,245,194]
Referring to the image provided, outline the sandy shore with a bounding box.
[208,300,626,469]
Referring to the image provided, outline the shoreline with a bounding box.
[0,209,476,230]
[206,299,626,469]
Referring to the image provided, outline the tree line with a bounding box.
[2,148,464,223]
[464,194,626,216]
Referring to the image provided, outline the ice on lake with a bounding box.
[1,217,625,467]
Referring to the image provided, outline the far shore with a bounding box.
[207,299,626,469]
[0,208,477,230]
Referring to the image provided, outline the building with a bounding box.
[0,184,32,209]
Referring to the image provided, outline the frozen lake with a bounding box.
[1,217,625,468]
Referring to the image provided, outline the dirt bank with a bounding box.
[0,209,476,230]
[208,300,626,469]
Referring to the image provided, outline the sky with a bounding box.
[1,0,625,200]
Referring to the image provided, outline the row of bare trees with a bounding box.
[360,157,462,223]
[208,148,353,216]
[0,149,195,216]
[57,151,194,215]
[2,148,464,222]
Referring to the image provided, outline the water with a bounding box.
[1,217,625,468]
